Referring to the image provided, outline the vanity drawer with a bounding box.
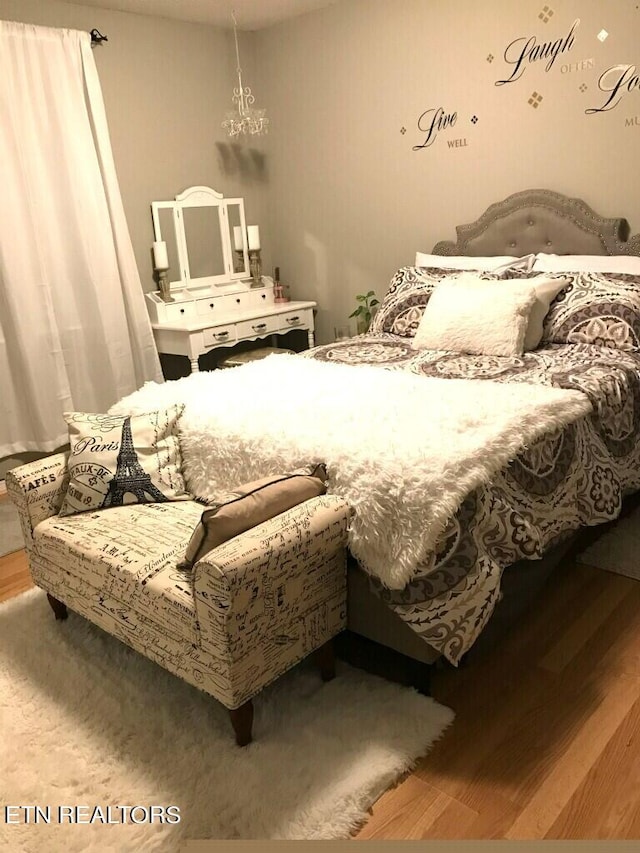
[163,301,197,322]
[277,309,312,331]
[202,325,236,347]
[235,316,280,340]
[246,287,275,310]
[195,297,222,317]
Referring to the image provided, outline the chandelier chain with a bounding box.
[232,10,242,75]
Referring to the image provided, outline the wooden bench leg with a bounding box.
[229,700,253,747]
[46,594,68,621]
[315,639,336,682]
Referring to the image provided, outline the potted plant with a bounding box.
[349,290,380,334]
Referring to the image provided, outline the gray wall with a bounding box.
[256,0,640,343]
[0,0,270,478]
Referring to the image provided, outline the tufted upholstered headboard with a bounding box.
[432,189,640,258]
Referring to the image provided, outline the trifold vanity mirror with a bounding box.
[151,186,249,290]
[146,185,317,371]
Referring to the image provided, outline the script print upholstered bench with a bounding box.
[7,454,353,746]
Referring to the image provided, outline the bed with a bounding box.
[112,188,640,680]
[306,188,640,670]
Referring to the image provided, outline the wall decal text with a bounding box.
[625,115,640,126]
[447,138,469,148]
[586,64,640,113]
[412,107,457,150]
[495,18,580,85]
[560,58,594,73]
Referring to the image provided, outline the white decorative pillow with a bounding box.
[415,252,535,273]
[533,254,640,275]
[519,275,570,350]
[412,277,537,357]
[59,406,189,517]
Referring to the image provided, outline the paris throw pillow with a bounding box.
[58,406,189,517]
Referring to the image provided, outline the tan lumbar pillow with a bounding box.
[177,463,328,571]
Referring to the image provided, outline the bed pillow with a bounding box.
[177,463,328,571]
[442,270,571,352]
[539,271,640,350]
[59,406,188,517]
[370,266,501,338]
[520,275,570,350]
[415,252,536,273]
[412,277,537,357]
[533,254,640,275]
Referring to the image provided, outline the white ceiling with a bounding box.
[67,0,342,30]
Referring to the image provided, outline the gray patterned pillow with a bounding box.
[370,266,501,337]
[511,270,640,351]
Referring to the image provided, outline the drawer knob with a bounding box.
[209,303,214,308]
[215,331,229,340]
[286,316,300,324]
[252,323,267,332]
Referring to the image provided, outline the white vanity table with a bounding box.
[147,281,316,373]
[146,186,316,373]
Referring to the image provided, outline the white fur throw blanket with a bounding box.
[111,355,591,589]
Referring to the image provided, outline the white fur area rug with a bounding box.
[0,590,454,850]
[112,355,591,589]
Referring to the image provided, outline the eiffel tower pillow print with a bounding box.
[58,406,189,517]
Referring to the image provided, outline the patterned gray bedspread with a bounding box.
[306,335,640,662]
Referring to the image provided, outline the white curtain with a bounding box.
[0,21,163,457]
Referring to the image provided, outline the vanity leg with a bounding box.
[307,330,315,349]
[190,356,200,374]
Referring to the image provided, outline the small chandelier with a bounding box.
[222,11,269,138]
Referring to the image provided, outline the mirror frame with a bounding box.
[151,186,249,290]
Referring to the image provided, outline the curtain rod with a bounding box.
[90,28,108,46]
